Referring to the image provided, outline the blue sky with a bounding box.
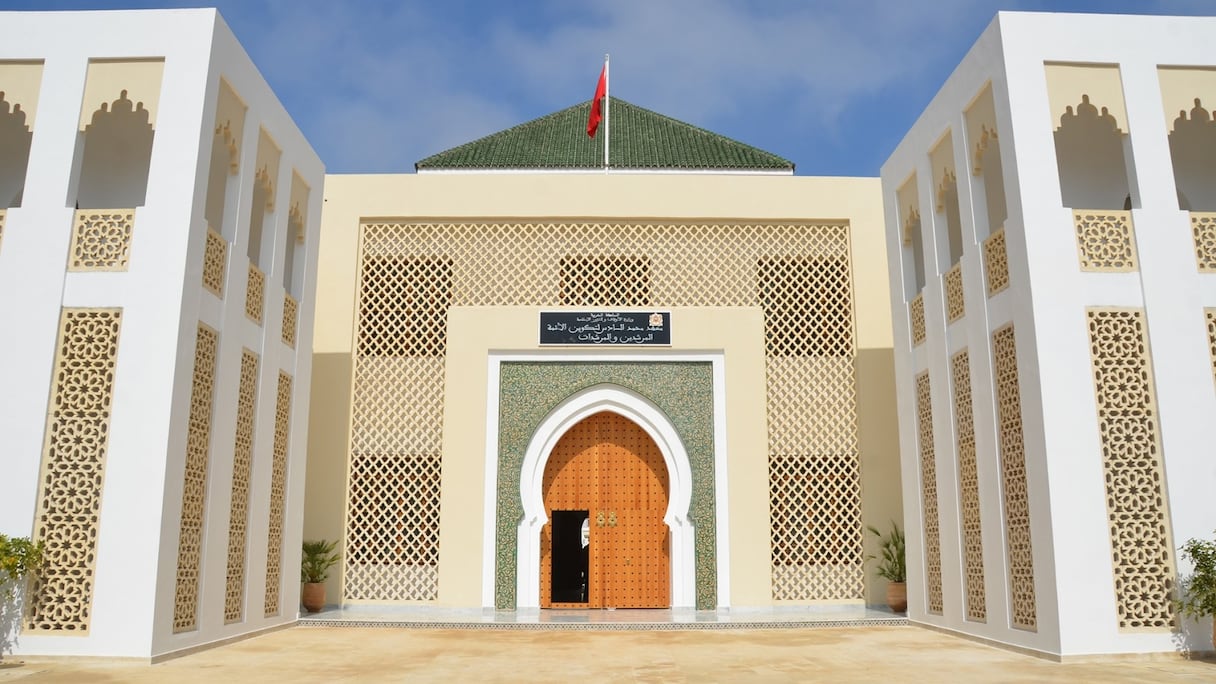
[6,1,1215,175]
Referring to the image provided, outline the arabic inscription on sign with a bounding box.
[539,311,671,346]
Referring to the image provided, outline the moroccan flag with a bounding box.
[587,65,607,137]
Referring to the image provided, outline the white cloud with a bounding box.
[199,0,1214,174]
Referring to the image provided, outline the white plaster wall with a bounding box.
[0,9,323,660]
[0,9,215,659]
[884,10,1216,658]
[149,11,324,661]
[881,15,1062,657]
[1000,11,1216,656]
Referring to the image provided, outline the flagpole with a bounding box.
[603,53,610,173]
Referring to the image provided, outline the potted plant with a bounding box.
[300,539,340,614]
[866,522,907,613]
[1176,530,1216,650]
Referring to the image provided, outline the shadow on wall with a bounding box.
[0,584,26,660]
[1170,614,1216,657]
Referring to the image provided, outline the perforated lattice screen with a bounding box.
[350,220,859,602]
[915,372,943,614]
[1074,210,1137,272]
[263,372,292,617]
[225,349,259,624]
[560,256,651,306]
[246,264,264,324]
[1086,309,1176,630]
[203,226,227,297]
[910,294,926,347]
[1206,309,1216,387]
[983,228,1009,296]
[951,351,986,622]
[992,325,1037,631]
[27,308,122,633]
[69,210,134,271]
[1191,213,1216,272]
[282,294,298,348]
[945,264,965,323]
[173,324,218,633]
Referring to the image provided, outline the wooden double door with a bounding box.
[540,411,670,608]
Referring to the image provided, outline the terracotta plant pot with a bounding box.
[301,582,326,613]
[886,581,907,613]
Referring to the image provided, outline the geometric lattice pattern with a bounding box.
[1192,212,1216,272]
[1085,308,1176,630]
[910,293,926,346]
[225,350,259,624]
[769,449,862,600]
[173,325,218,633]
[915,372,943,615]
[68,210,134,271]
[352,220,860,602]
[559,256,650,305]
[246,263,265,324]
[992,325,1037,631]
[759,257,853,356]
[945,263,965,323]
[983,228,1009,296]
[1207,309,1216,389]
[263,372,292,618]
[27,308,122,633]
[282,294,298,348]
[951,351,986,622]
[345,453,442,600]
[1073,210,1138,272]
[765,254,858,600]
[203,226,227,297]
[358,257,452,357]
[239,259,267,325]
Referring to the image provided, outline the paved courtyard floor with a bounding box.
[1,624,1213,683]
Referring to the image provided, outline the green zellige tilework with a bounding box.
[495,362,716,610]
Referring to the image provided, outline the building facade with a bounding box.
[305,170,902,614]
[0,10,323,659]
[881,12,1216,657]
[2,6,1214,664]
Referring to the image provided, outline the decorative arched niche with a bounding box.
[1045,64,1136,210]
[491,361,719,611]
[516,384,695,609]
[72,60,164,210]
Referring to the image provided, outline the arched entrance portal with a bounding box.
[541,412,670,608]
[514,383,697,609]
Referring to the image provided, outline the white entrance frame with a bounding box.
[482,352,729,610]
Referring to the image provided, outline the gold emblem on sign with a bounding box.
[649,313,663,327]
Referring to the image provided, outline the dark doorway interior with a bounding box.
[550,510,589,603]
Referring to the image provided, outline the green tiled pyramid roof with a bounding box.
[415,97,793,172]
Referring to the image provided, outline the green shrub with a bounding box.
[0,534,44,598]
[1176,531,1216,620]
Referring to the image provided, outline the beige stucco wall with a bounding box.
[79,59,165,129]
[1044,63,1129,130]
[304,172,901,607]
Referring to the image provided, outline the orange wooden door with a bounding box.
[540,412,670,608]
